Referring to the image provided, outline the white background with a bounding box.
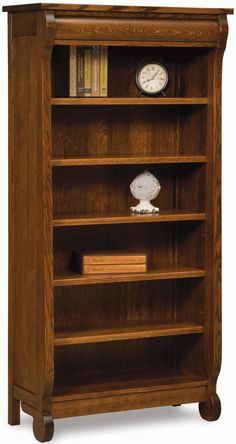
[0,0,236,443]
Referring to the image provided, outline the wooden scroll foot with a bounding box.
[33,415,54,442]
[8,396,20,425]
[199,393,221,421]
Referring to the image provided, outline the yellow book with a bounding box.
[69,46,77,97]
[99,46,108,97]
[84,47,92,97]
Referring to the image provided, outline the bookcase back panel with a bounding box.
[53,164,205,215]
[54,335,205,387]
[52,105,207,157]
[54,279,204,332]
[51,46,209,98]
[54,338,171,380]
[53,221,204,274]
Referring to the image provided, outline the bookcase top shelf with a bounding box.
[2,4,233,14]
[51,98,208,106]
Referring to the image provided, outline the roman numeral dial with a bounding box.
[136,63,168,96]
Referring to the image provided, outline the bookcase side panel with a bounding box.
[204,46,225,393]
[8,11,54,415]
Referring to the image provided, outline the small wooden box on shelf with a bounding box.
[3,3,233,442]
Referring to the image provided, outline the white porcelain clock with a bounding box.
[135,62,168,96]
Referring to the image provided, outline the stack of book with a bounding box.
[72,251,147,275]
[69,46,108,97]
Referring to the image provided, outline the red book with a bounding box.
[77,47,84,97]
[91,46,100,97]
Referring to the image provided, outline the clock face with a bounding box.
[136,63,168,96]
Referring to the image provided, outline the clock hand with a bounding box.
[143,71,159,83]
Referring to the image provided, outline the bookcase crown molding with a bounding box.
[3,3,234,14]
[5,3,232,48]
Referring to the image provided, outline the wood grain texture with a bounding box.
[53,16,220,44]
[52,105,207,158]
[52,164,205,218]
[52,155,207,166]
[7,8,54,431]
[54,321,204,346]
[54,40,220,48]
[199,393,221,421]
[81,263,147,274]
[203,47,224,400]
[33,415,54,442]
[53,221,204,280]
[8,12,21,427]
[12,12,37,36]
[54,279,203,330]
[2,4,234,14]
[4,3,231,440]
[80,251,147,265]
[51,385,207,419]
[52,372,208,405]
[53,266,205,287]
[53,211,206,227]
[51,97,208,105]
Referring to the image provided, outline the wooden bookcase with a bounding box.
[3,3,233,442]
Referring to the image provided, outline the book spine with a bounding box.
[99,46,108,97]
[84,47,92,97]
[83,254,147,265]
[91,46,100,97]
[77,47,84,97]
[82,264,147,274]
[69,46,77,97]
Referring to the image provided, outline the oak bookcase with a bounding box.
[3,3,233,442]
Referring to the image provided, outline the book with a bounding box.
[69,46,77,97]
[77,47,84,97]
[99,46,108,97]
[92,46,100,97]
[84,47,92,97]
[82,264,147,275]
[71,251,148,275]
[81,252,147,265]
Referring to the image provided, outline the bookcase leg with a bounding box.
[199,393,221,421]
[8,395,20,425]
[33,415,54,442]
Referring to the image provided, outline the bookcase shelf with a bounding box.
[53,210,206,227]
[54,320,204,346]
[52,154,207,166]
[5,3,231,441]
[51,97,208,106]
[53,266,205,287]
[52,372,208,405]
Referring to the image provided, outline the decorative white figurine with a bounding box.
[130,170,161,214]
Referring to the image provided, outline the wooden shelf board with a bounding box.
[52,154,207,167]
[54,321,204,346]
[52,371,208,402]
[53,266,205,287]
[53,210,206,227]
[3,4,233,14]
[51,97,208,106]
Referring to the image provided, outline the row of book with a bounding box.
[69,46,108,97]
